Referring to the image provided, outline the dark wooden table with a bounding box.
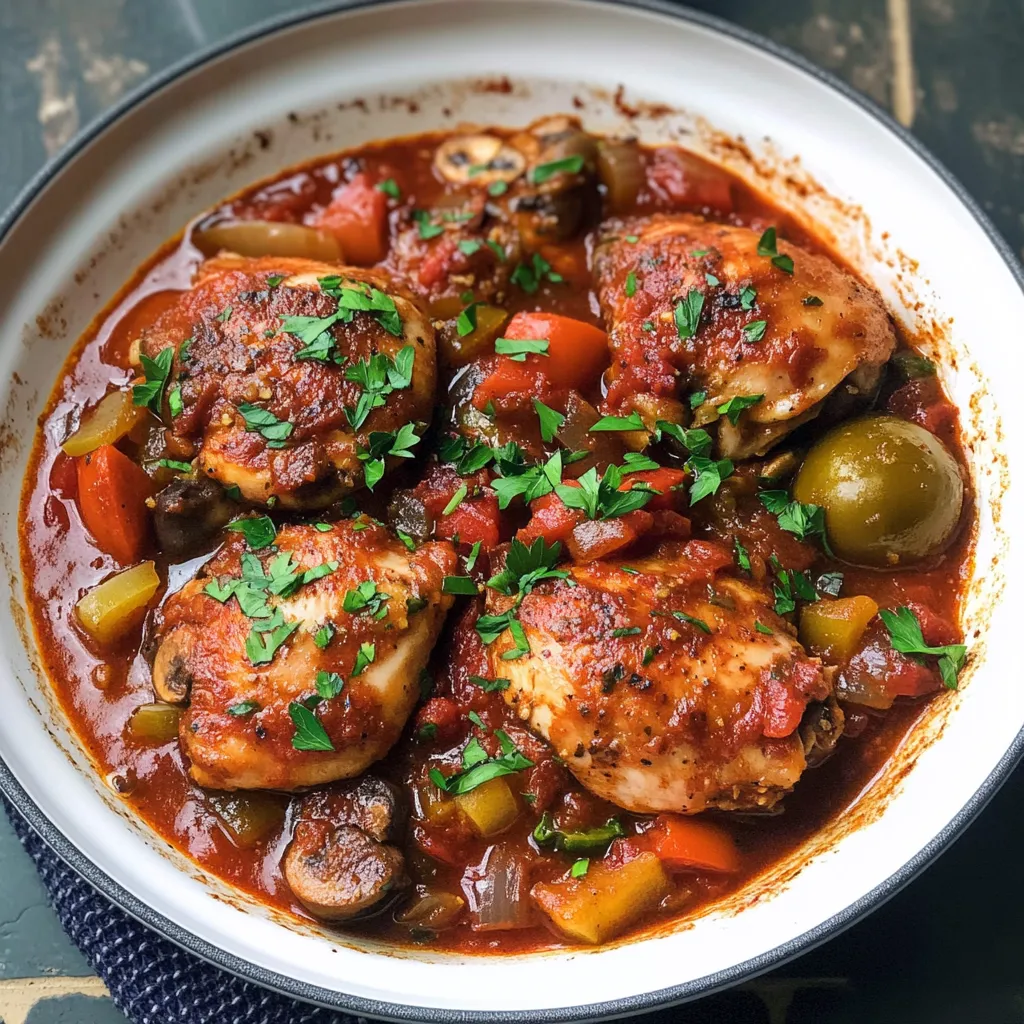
[0,2,1020,1021]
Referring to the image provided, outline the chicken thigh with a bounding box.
[151,519,455,790]
[593,214,896,458]
[486,540,834,814]
[135,255,436,508]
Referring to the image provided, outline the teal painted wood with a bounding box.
[23,994,127,1024]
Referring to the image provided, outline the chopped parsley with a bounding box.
[488,180,509,197]
[756,227,794,274]
[759,490,831,552]
[237,403,293,448]
[625,271,637,297]
[358,422,421,489]
[227,700,260,717]
[754,621,773,635]
[611,626,642,638]
[442,575,479,596]
[742,319,768,343]
[289,702,334,752]
[771,566,818,615]
[352,642,375,677]
[495,337,549,361]
[344,345,415,429]
[442,483,469,516]
[437,434,495,475]
[672,610,712,634]
[313,622,336,648]
[510,252,562,293]
[717,394,764,425]
[739,285,757,310]
[456,302,479,337]
[734,537,751,573]
[469,675,510,692]
[530,154,585,184]
[465,541,482,572]
[375,178,400,198]
[689,390,707,410]
[802,294,823,307]
[132,348,174,414]
[315,671,344,700]
[157,458,192,473]
[555,462,658,520]
[227,514,277,550]
[342,581,390,619]
[571,859,590,878]
[429,729,534,795]
[167,385,183,418]
[880,606,966,689]
[534,399,565,443]
[533,814,624,852]
[674,288,705,340]
[590,412,645,433]
[491,450,564,510]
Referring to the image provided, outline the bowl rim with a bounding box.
[3,0,1023,1019]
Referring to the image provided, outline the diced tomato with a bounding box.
[412,823,468,867]
[310,173,389,265]
[76,445,155,564]
[415,697,462,742]
[887,377,958,443]
[417,235,459,290]
[650,509,692,539]
[471,357,543,413]
[567,509,653,562]
[647,150,734,212]
[679,539,734,579]
[501,312,608,390]
[436,491,501,550]
[619,467,687,510]
[761,676,807,738]
[516,492,583,547]
[647,815,741,873]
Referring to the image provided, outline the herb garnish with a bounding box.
[674,288,705,340]
[495,337,549,361]
[132,348,174,414]
[469,675,511,692]
[534,399,564,442]
[344,346,415,429]
[717,394,764,425]
[555,462,658,520]
[237,403,293,448]
[357,422,421,489]
[429,729,534,795]
[880,606,966,689]
[342,581,390,619]
[589,412,645,433]
[756,227,794,274]
[533,813,624,852]
[742,319,768,343]
[530,155,585,184]
[759,490,831,551]
[227,514,277,550]
[289,702,334,751]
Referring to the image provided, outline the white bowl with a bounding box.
[0,1,1020,1019]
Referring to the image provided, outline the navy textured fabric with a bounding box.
[4,801,364,1024]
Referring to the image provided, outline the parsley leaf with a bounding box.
[289,702,335,751]
[344,346,416,430]
[429,729,534,794]
[625,271,637,297]
[530,155,585,184]
[717,394,764,425]
[227,700,260,717]
[442,483,468,516]
[491,450,563,510]
[734,537,751,573]
[132,347,174,414]
[739,285,757,310]
[880,606,966,689]
[590,412,645,433]
[556,462,658,520]
[687,455,734,504]
[227,515,277,550]
[342,581,390,619]
[315,671,344,700]
[534,399,565,442]
[438,434,495,475]
[442,575,479,595]
[358,422,421,489]
[759,491,831,551]
[495,337,549,361]
[742,319,768,343]
[352,642,375,677]
[237,403,293,448]
[469,675,510,692]
[376,178,400,198]
[756,227,794,274]
[674,288,705,340]
[672,610,712,634]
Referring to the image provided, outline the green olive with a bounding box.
[792,414,963,567]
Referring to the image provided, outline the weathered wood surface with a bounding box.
[0,1,1019,1021]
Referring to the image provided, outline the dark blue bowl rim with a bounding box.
[2,1,1021,1020]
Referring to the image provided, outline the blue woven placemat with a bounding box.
[3,799,360,1024]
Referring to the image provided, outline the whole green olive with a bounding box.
[792,414,963,567]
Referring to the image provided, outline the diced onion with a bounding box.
[75,561,159,645]
[395,888,465,930]
[462,843,534,931]
[62,390,147,457]
[127,702,181,744]
[192,220,342,261]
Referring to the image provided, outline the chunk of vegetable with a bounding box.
[463,843,534,931]
[62,390,147,457]
[126,701,181,743]
[310,173,389,265]
[647,815,741,873]
[567,510,653,563]
[192,220,342,261]
[531,852,671,944]
[500,311,609,390]
[206,792,287,847]
[76,561,160,644]
[800,596,879,662]
[454,776,519,837]
[395,889,466,930]
[596,139,644,214]
[419,781,458,825]
[443,305,509,367]
[77,445,156,564]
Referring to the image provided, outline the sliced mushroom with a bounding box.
[297,776,406,844]
[153,476,236,558]
[800,692,845,768]
[284,821,407,921]
[434,134,526,187]
[151,629,194,705]
[283,777,409,921]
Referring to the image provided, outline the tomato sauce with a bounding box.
[18,125,973,952]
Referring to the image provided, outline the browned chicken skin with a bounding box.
[488,541,834,814]
[152,519,455,790]
[594,214,897,458]
[136,255,436,508]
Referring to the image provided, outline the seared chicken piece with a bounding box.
[487,540,833,814]
[594,214,896,458]
[151,519,455,790]
[135,255,436,508]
